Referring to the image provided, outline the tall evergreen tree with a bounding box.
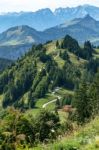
[89,72,99,116]
[73,81,91,124]
[56,40,60,49]
[83,41,93,60]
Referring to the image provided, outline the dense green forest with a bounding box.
[0,35,99,150]
[0,58,13,72]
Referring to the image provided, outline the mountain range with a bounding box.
[1,14,99,45]
[1,15,99,60]
[1,5,99,32]
[1,5,99,60]
[44,15,99,44]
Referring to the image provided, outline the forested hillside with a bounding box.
[0,58,12,71]
[0,35,99,150]
[0,35,98,108]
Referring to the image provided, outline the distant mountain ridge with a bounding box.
[0,25,47,60]
[44,14,99,44]
[1,5,99,32]
[0,25,44,46]
[1,14,99,60]
[0,8,58,32]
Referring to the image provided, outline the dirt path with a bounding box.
[42,95,61,108]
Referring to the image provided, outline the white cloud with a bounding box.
[0,0,99,12]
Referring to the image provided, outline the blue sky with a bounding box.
[0,0,99,12]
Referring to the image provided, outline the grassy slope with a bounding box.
[45,41,86,67]
[25,88,74,116]
[28,117,99,150]
[25,93,57,117]
[94,49,99,58]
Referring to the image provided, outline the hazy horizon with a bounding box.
[0,0,99,13]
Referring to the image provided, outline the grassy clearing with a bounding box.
[94,54,99,58]
[25,108,40,117]
[68,52,86,66]
[94,49,99,58]
[95,49,99,54]
[44,88,74,111]
[24,88,72,118]
[25,93,57,117]
[35,93,57,108]
[54,55,65,68]
[45,101,56,111]
[45,41,56,54]
[56,88,74,96]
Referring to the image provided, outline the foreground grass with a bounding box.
[19,117,99,150]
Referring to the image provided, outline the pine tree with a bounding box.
[83,41,93,60]
[60,50,69,61]
[56,40,60,49]
[73,81,91,124]
[28,91,35,108]
[89,72,99,116]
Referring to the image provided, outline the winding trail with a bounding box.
[42,95,61,108]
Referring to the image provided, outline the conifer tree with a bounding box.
[89,72,99,116]
[56,40,60,49]
[73,81,91,124]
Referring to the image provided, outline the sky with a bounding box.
[0,0,99,12]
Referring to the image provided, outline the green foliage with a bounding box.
[89,72,99,116]
[39,117,99,150]
[72,71,99,124]
[34,109,60,142]
[62,61,80,89]
[28,91,35,108]
[86,58,99,73]
[83,41,93,59]
[0,58,13,72]
[61,94,73,106]
[61,35,80,54]
[73,82,92,124]
[61,35,94,60]
[56,40,60,49]
[0,108,60,148]
[0,35,99,149]
[34,76,48,98]
[59,50,70,61]
[55,98,61,109]
[39,52,51,63]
